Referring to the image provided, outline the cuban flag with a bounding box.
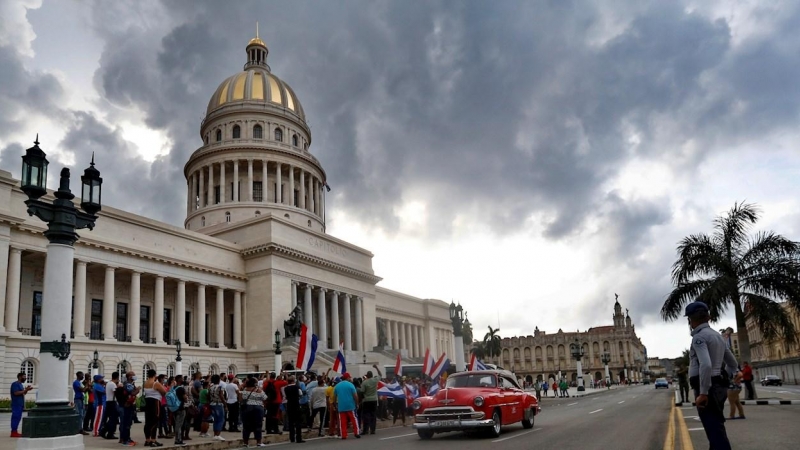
[422,348,434,377]
[332,342,346,375]
[469,353,488,371]
[428,378,441,395]
[404,383,418,407]
[377,381,405,399]
[429,353,450,380]
[296,323,318,371]
[394,352,403,378]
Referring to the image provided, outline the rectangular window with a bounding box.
[139,305,151,342]
[116,302,128,340]
[163,308,172,343]
[32,291,43,336]
[185,311,192,343]
[253,181,263,202]
[90,299,103,340]
[214,186,220,204]
[294,189,299,207]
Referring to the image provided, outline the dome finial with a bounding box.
[256,21,259,39]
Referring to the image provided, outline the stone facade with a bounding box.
[486,301,647,384]
[0,36,455,397]
[747,302,800,384]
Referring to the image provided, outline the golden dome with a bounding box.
[248,37,266,48]
[206,67,305,121]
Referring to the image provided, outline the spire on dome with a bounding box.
[245,22,269,69]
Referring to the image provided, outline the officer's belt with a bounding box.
[689,375,726,390]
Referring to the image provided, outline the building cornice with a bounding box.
[248,268,376,299]
[243,242,381,284]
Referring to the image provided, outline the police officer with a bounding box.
[686,301,741,450]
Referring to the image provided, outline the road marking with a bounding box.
[675,403,694,450]
[491,427,542,443]
[589,409,603,414]
[592,398,598,400]
[379,432,418,440]
[663,403,675,450]
[618,401,625,404]
[688,427,704,431]
[568,402,578,406]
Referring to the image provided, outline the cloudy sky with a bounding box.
[2,0,800,359]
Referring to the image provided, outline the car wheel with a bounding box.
[521,408,534,429]
[417,429,434,440]
[487,409,502,438]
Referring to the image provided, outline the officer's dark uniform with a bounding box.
[686,302,739,450]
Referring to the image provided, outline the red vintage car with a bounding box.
[412,370,539,439]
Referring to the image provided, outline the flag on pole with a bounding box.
[332,342,346,375]
[394,352,403,377]
[422,348,434,377]
[296,324,318,371]
[428,377,441,395]
[468,353,488,371]
[429,353,450,379]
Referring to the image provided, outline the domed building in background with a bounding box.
[0,36,456,394]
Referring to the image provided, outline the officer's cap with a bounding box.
[684,301,709,317]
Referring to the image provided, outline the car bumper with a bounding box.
[413,418,496,432]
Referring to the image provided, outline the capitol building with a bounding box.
[0,36,456,391]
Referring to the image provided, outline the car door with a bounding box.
[503,376,523,422]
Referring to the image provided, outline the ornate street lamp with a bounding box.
[175,340,183,376]
[362,353,367,364]
[601,352,612,388]
[274,330,283,374]
[449,301,467,372]
[91,349,100,376]
[19,138,102,442]
[569,338,586,391]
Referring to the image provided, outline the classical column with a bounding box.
[417,326,424,356]
[233,291,242,349]
[190,172,197,212]
[241,292,247,347]
[303,284,313,334]
[409,324,416,358]
[247,158,254,201]
[355,296,363,352]
[288,165,295,206]
[154,276,165,344]
[398,321,406,351]
[129,271,141,342]
[72,260,87,338]
[197,284,207,347]
[102,266,115,340]
[186,178,191,215]
[290,281,298,309]
[321,183,326,221]
[330,291,340,346]
[343,294,352,351]
[198,168,205,208]
[216,287,224,347]
[389,320,397,350]
[276,162,283,204]
[299,170,306,209]
[308,176,314,213]
[262,160,268,203]
[220,161,226,204]
[233,160,239,202]
[317,288,327,349]
[176,281,186,343]
[208,163,214,205]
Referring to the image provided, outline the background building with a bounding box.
[0,36,455,396]
[747,302,800,384]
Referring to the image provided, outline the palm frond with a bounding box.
[742,293,798,345]
[662,279,713,320]
[671,234,730,283]
[739,232,800,271]
[713,202,759,254]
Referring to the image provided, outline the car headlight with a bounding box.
[412,400,421,411]
[474,396,484,407]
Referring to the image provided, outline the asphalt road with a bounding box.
[252,385,674,450]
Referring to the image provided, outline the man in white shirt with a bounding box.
[224,375,241,432]
[100,371,120,440]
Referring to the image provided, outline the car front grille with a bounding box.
[416,406,485,422]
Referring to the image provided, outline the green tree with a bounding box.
[470,341,486,359]
[660,202,800,364]
[483,326,502,360]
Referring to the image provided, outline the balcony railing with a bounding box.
[210,342,220,349]
[90,333,105,341]
[117,335,132,343]
[189,341,200,348]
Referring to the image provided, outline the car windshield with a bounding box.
[656,378,667,383]
[766,375,779,379]
[446,374,497,388]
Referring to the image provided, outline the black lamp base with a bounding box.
[21,401,81,438]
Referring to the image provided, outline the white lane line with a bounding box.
[379,432,418,440]
[618,401,625,404]
[491,428,542,443]
[568,402,578,406]
[589,409,603,414]
[592,397,598,400]
[688,427,704,431]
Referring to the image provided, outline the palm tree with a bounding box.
[483,326,502,361]
[470,341,486,359]
[661,202,800,364]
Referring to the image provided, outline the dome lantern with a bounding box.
[245,22,269,70]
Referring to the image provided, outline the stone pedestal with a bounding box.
[16,434,83,450]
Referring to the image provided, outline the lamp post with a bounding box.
[18,138,102,446]
[601,352,611,388]
[449,301,467,371]
[362,353,367,365]
[175,340,183,377]
[570,338,586,391]
[623,360,629,384]
[91,350,99,376]
[274,330,283,374]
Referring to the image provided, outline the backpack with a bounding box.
[264,381,277,402]
[115,384,129,404]
[166,387,181,412]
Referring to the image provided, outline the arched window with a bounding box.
[215,129,222,142]
[274,128,283,142]
[304,143,308,150]
[189,363,200,375]
[201,216,205,227]
[209,364,219,375]
[166,363,175,378]
[225,212,231,223]
[88,361,104,375]
[232,125,241,139]
[204,135,208,145]
[292,134,298,146]
[227,365,237,376]
[142,363,154,381]
[253,124,263,139]
[116,361,129,375]
[21,359,36,384]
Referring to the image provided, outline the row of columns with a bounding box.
[290,281,364,352]
[1,249,243,349]
[382,319,425,359]
[188,160,324,216]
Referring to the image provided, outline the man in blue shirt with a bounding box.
[332,373,360,439]
[10,372,33,437]
[72,371,89,435]
[92,374,106,437]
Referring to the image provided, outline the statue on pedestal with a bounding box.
[377,319,388,347]
[284,305,303,338]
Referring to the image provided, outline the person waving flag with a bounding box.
[296,324,318,371]
[332,342,346,375]
[394,353,402,378]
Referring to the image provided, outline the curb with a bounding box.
[674,399,800,406]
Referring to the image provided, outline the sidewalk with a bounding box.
[529,384,624,400]
[673,385,800,406]
[0,414,402,450]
